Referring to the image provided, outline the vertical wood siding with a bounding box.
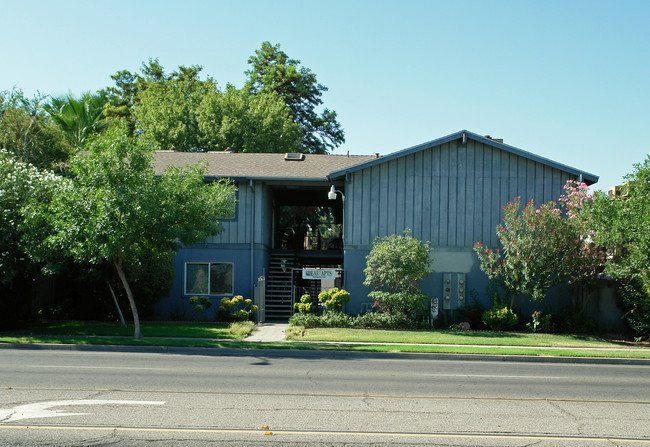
[206,181,258,245]
[346,140,578,249]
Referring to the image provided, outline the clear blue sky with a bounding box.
[3,0,649,191]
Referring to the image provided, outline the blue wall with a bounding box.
[343,248,492,315]
[155,245,268,320]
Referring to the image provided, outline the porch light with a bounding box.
[328,185,345,202]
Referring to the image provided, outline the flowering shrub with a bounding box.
[1,149,64,284]
[218,295,258,322]
[474,188,606,308]
[318,288,350,312]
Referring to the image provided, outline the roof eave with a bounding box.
[328,130,599,185]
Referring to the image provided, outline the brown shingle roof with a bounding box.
[152,151,377,180]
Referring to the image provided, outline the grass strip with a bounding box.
[2,336,650,359]
[288,327,643,349]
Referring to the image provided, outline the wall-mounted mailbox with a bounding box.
[443,273,452,310]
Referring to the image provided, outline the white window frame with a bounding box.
[184,262,234,296]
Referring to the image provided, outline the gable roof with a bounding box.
[152,151,377,182]
[327,130,599,185]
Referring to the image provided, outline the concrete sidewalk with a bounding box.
[244,323,289,342]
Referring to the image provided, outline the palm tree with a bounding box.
[45,92,108,148]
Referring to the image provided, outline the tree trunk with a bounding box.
[113,251,142,339]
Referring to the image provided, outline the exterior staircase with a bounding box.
[264,251,297,320]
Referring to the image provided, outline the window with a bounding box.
[185,262,234,295]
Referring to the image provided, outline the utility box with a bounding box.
[441,273,467,310]
[443,273,452,310]
[457,274,466,309]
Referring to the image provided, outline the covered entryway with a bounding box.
[263,184,344,320]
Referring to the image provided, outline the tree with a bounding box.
[198,85,302,153]
[363,229,433,315]
[245,42,344,154]
[44,92,109,149]
[0,89,71,169]
[103,59,205,136]
[108,58,302,152]
[24,129,236,338]
[135,76,216,151]
[584,158,650,337]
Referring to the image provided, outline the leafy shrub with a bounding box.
[294,293,315,314]
[617,279,650,339]
[288,312,322,328]
[559,312,596,334]
[318,288,350,312]
[456,290,486,330]
[526,310,553,333]
[481,293,518,331]
[321,311,354,328]
[353,311,428,329]
[364,229,433,296]
[368,291,429,316]
[482,306,519,331]
[218,295,258,322]
[364,230,433,318]
[288,310,431,330]
[188,295,212,314]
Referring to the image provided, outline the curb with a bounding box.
[2,342,650,366]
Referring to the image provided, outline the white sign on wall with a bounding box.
[302,269,338,280]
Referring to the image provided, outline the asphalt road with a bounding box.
[0,347,649,446]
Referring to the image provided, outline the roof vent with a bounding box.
[484,135,504,143]
[284,153,305,161]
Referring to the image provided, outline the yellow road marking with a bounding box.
[1,425,649,443]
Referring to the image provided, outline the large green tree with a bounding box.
[103,59,204,136]
[135,75,216,151]
[23,129,236,338]
[245,42,345,154]
[198,85,302,153]
[584,158,650,336]
[107,58,302,152]
[0,89,71,169]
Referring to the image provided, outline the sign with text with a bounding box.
[302,269,338,280]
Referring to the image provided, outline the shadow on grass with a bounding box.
[442,330,526,339]
[2,320,238,339]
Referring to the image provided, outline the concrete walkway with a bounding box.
[244,323,289,342]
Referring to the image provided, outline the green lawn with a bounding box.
[2,321,244,339]
[2,321,649,360]
[286,327,644,349]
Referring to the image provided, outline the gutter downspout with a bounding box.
[249,180,255,301]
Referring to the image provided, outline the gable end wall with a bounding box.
[344,139,575,250]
